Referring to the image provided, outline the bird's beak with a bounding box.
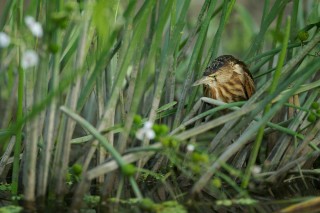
[192,76,211,86]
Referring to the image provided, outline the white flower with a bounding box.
[186,144,195,152]
[24,16,43,38]
[25,16,35,26]
[29,22,43,38]
[21,50,39,69]
[136,121,155,140]
[0,32,10,48]
[144,121,153,129]
[251,165,262,175]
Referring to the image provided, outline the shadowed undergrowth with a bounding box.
[0,0,320,212]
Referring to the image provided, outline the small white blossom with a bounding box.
[251,165,262,175]
[21,50,39,69]
[186,144,195,152]
[24,16,43,38]
[0,32,10,48]
[145,129,156,139]
[144,121,153,129]
[25,16,35,26]
[29,22,43,38]
[136,121,155,140]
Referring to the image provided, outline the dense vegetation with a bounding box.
[0,0,319,212]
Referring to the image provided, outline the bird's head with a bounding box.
[192,55,251,87]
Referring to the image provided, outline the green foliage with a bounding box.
[155,200,187,213]
[0,0,319,212]
[308,102,320,122]
[139,198,156,211]
[83,195,100,208]
[307,112,317,123]
[153,124,169,137]
[121,164,137,176]
[72,163,83,176]
[66,163,83,185]
[311,102,319,110]
[160,136,179,148]
[191,152,209,163]
[211,177,222,188]
[216,198,257,206]
[93,0,118,42]
[0,184,11,191]
[139,199,187,213]
[0,205,22,213]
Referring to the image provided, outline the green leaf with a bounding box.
[0,205,22,213]
[93,0,117,42]
[156,101,177,113]
[307,3,320,25]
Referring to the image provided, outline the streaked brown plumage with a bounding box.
[193,55,255,103]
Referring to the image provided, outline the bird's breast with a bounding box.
[204,75,248,103]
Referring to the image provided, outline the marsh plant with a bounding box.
[0,0,320,212]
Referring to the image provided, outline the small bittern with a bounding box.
[193,55,255,103]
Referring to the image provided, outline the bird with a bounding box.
[192,55,255,103]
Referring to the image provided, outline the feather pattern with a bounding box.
[194,55,255,103]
